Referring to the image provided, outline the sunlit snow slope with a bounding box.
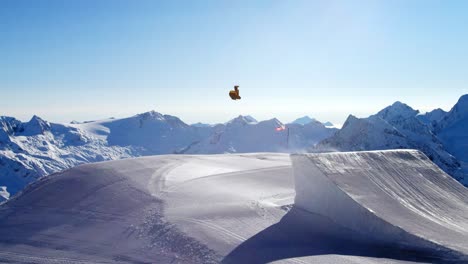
[293,150,468,261]
[0,151,467,263]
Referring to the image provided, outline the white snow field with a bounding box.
[0,151,467,263]
[293,150,468,262]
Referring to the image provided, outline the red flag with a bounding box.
[275,125,286,131]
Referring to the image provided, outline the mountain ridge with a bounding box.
[317,95,467,185]
[1,94,467,197]
[0,111,337,197]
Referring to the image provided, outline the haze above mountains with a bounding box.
[1,94,467,200]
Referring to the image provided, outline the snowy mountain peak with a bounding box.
[292,116,317,125]
[244,115,257,123]
[22,115,51,135]
[191,122,212,128]
[162,114,189,128]
[417,108,447,125]
[452,94,468,116]
[227,115,257,125]
[136,110,164,120]
[30,115,48,123]
[426,108,446,119]
[458,93,468,104]
[376,101,419,121]
[434,94,468,169]
[435,94,468,132]
[0,116,22,136]
[318,102,465,183]
[264,118,283,127]
[341,115,359,129]
[323,121,334,127]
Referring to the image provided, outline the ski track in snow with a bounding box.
[0,152,467,263]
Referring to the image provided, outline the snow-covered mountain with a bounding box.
[291,115,334,127]
[102,111,202,154]
[291,116,316,125]
[181,115,337,154]
[0,113,336,197]
[191,122,213,128]
[226,115,258,124]
[2,94,466,198]
[317,101,464,184]
[0,111,206,197]
[184,115,287,154]
[434,95,468,180]
[286,120,338,151]
[435,95,468,177]
[417,108,447,126]
[0,115,129,195]
[322,121,334,127]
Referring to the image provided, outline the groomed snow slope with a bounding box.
[293,150,468,261]
[0,152,466,263]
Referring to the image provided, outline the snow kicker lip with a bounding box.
[291,149,468,260]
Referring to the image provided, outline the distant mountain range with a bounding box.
[292,116,335,127]
[1,95,467,200]
[318,95,468,186]
[0,112,336,199]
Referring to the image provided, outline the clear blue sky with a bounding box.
[1,0,467,125]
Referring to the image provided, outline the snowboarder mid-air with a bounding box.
[229,85,241,100]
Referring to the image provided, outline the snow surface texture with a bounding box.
[292,150,468,262]
[0,113,335,197]
[1,151,467,263]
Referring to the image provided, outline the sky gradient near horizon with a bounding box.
[1,0,467,125]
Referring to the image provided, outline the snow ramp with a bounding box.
[292,149,468,260]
